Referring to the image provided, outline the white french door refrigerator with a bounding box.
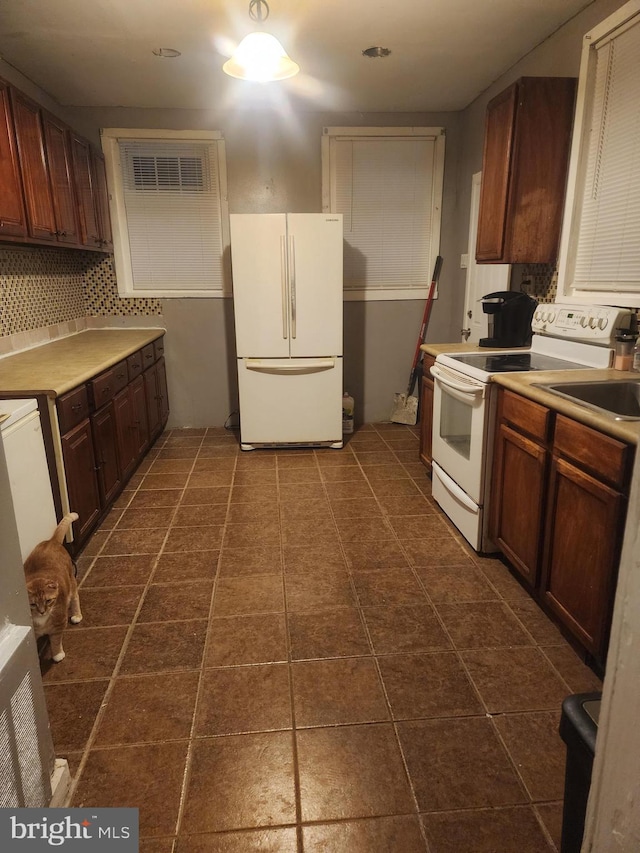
[231,213,343,450]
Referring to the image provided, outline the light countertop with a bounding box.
[0,329,165,398]
[421,342,640,445]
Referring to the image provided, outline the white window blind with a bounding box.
[323,128,445,300]
[570,14,640,292]
[102,129,230,298]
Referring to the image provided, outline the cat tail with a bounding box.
[52,512,79,544]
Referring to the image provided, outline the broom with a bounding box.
[390,255,443,425]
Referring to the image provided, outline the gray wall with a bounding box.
[63,108,463,427]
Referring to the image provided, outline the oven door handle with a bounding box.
[430,365,486,400]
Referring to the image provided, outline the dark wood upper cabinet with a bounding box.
[476,77,577,264]
[92,149,113,251]
[0,80,27,238]
[71,133,102,249]
[42,112,79,245]
[10,88,56,242]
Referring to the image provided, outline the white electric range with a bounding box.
[429,304,632,552]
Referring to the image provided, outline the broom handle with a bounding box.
[406,255,443,396]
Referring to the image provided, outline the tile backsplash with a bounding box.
[0,246,162,352]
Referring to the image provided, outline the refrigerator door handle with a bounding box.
[280,235,289,340]
[244,358,336,374]
[289,235,297,339]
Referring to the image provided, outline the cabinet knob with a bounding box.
[71,403,82,411]
[102,386,111,394]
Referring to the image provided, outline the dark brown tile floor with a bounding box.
[41,423,603,852]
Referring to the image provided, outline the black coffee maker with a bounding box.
[479,291,538,348]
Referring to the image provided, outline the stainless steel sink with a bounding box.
[534,380,640,421]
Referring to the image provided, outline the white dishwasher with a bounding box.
[0,399,57,562]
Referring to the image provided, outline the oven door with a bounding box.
[430,364,490,504]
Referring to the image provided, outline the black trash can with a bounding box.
[559,692,602,853]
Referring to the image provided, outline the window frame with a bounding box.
[101,128,231,298]
[557,0,640,306]
[321,126,445,301]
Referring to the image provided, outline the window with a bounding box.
[101,129,230,298]
[322,127,445,300]
[558,0,640,304]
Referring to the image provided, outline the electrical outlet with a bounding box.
[460,253,469,269]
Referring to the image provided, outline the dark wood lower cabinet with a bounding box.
[114,385,138,482]
[91,401,121,505]
[541,456,624,657]
[144,357,169,441]
[491,388,633,665]
[130,374,150,457]
[60,418,100,541]
[57,336,168,553]
[491,422,547,588]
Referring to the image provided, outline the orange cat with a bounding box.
[24,512,82,662]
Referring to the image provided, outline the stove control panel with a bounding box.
[532,304,632,343]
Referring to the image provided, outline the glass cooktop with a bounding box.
[448,352,592,373]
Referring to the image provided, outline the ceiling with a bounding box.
[0,0,593,113]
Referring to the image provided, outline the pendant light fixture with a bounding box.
[223,0,299,82]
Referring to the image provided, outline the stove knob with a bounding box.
[589,317,598,329]
[548,311,556,323]
[541,311,548,322]
[580,316,589,328]
[534,310,542,322]
[597,317,608,330]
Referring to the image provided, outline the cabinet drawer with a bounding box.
[112,359,129,393]
[127,350,144,380]
[141,343,155,370]
[501,390,551,443]
[554,415,632,489]
[153,337,165,361]
[57,384,89,433]
[90,367,118,408]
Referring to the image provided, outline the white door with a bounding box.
[288,214,343,358]
[231,214,289,358]
[462,173,511,343]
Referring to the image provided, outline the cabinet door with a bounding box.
[419,368,434,468]
[71,134,101,248]
[0,80,27,238]
[476,83,516,261]
[61,418,101,543]
[113,385,138,482]
[91,401,121,505]
[92,149,113,251]
[541,456,624,658]
[156,357,169,428]
[42,113,79,245]
[10,89,56,242]
[476,77,576,264]
[130,374,150,458]
[144,362,161,439]
[490,422,548,588]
